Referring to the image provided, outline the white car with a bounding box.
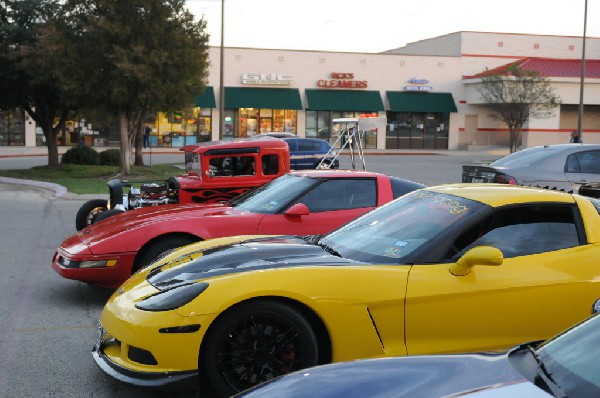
[462,144,600,193]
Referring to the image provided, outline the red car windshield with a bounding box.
[232,174,319,214]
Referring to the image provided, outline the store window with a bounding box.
[0,110,25,146]
[153,108,212,147]
[386,112,449,149]
[306,110,374,147]
[224,108,297,139]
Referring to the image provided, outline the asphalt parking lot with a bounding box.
[0,151,502,398]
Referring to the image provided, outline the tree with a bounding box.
[477,63,561,153]
[0,1,74,167]
[67,0,210,174]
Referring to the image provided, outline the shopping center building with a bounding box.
[3,31,599,150]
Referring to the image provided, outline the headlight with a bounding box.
[135,282,209,312]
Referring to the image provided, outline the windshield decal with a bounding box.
[413,191,469,214]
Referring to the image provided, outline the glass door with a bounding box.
[410,114,424,149]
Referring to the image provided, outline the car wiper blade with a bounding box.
[527,346,567,398]
[302,234,324,244]
[317,242,342,258]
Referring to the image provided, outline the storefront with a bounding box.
[221,87,302,139]
[305,89,385,148]
[9,31,600,149]
[0,109,25,146]
[150,86,216,147]
[386,91,457,149]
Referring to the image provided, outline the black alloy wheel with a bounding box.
[201,300,318,397]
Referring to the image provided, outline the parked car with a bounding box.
[250,132,296,139]
[462,143,600,193]
[283,137,339,169]
[92,184,600,397]
[238,315,600,398]
[53,170,424,288]
[75,138,291,230]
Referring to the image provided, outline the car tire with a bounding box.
[75,199,108,231]
[201,300,319,397]
[94,209,125,224]
[316,160,332,169]
[135,235,199,272]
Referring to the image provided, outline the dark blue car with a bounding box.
[283,137,339,170]
[236,314,600,398]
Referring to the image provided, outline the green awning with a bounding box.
[195,86,216,108]
[386,91,457,113]
[306,89,384,111]
[224,87,302,109]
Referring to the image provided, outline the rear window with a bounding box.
[390,177,426,198]
[491,147,560,168]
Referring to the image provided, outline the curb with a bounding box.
[0,176,68,198]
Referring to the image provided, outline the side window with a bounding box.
[565,154,580,173]
[574,151,600,174]
[208,156,255,177]
[448,205,580,260]
[297,141,321,151]
[298,179,377,212]
[233,156,255,176]
[209,156,233,177]
[261,154,279,175]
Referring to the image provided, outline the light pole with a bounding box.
[577,0,588,139]
[218,0,225,138]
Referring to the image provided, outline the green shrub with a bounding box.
[99,149,121,166]
[61,146,100,165]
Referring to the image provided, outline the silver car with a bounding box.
[462,144,600,193]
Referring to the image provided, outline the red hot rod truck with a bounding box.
[75,138,291,230]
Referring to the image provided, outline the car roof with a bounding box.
[180,137,288,153]
[288,169,385,179]
[533,143,600,151]
[426,183,576,207]
[284,137,331,145]
[251,132,296,138]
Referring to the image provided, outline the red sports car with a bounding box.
[52,170,424,288]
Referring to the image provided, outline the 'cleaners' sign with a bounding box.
[318,72,368,89]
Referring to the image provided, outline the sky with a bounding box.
[185,0,599,53]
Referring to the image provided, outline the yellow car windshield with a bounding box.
[320,191,484,264]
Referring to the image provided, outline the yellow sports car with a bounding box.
[93,184,600,397]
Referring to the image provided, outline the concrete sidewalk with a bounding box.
[0,145,510,158]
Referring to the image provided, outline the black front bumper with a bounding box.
[92,345,198,387]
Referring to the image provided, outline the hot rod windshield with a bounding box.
[185,152,202,174]
[319,190,484,263]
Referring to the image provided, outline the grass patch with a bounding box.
[0,163,183,194]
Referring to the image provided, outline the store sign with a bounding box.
[241,73,293,85]
[404,85,433,91]
[405,77,432,91]
[317,72,368,89]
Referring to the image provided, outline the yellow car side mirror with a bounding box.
[450,246,504,276]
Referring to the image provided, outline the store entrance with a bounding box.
[386,112,449,149]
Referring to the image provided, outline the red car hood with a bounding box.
[75,203,238,247]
